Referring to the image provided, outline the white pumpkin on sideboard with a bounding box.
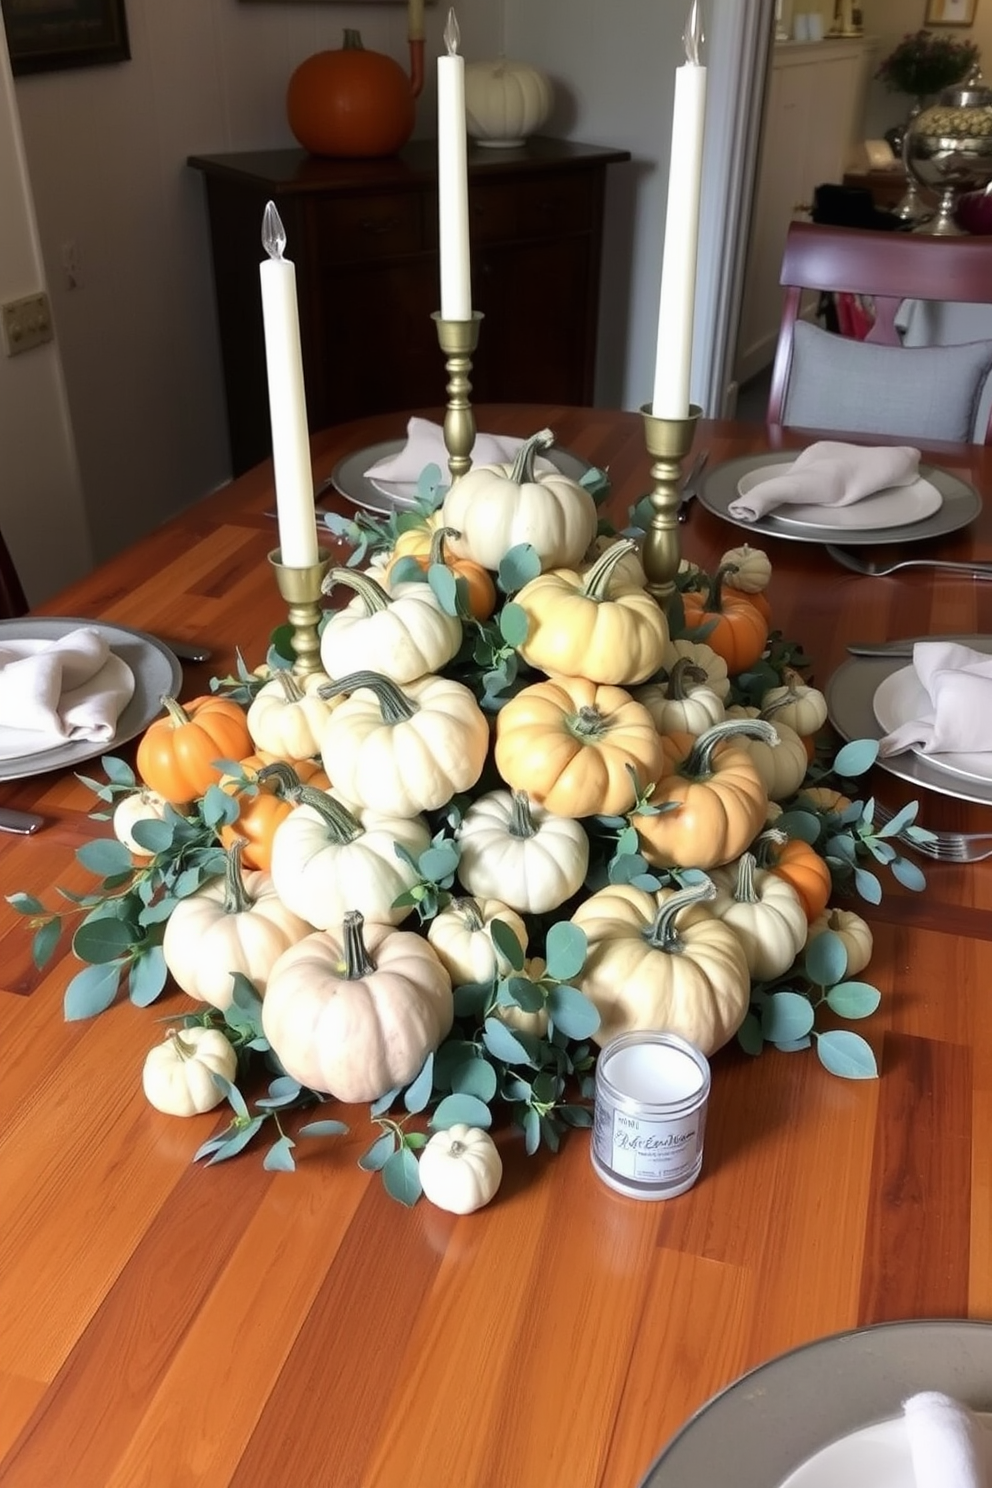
[464,59,554,148]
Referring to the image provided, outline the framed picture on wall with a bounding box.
[1,0,130,77]
[924,0,978,26]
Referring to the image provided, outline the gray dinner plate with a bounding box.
[826,636,992,808]
[698,450,981,545]
[330,438,592,515]
[0,617,181,782]
[639,1319,992,1487]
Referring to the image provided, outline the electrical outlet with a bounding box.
[1,292,54,357]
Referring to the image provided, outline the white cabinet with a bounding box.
[734,37,877,387]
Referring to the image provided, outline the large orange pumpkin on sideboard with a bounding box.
[287,29,417,158]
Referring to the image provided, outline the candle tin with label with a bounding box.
[591,1031,710,1200]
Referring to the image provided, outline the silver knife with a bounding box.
[159,639,213,663]
[0,807,44,835]
[847,634,992,658]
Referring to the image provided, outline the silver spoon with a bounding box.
[825,544,992,579]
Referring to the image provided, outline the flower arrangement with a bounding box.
[875,29,980,98]
[7,430,931,1209]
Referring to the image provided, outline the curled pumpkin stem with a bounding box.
[581,538,639,601]
[508,428,556,485]
[318,671,417,722]
[680,718,779,779]
[221,839,255,915]
[320,568,391,611]
[642,878,716,953]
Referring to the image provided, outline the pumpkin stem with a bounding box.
[567,704,608,741]
[581,538,639,601]
[667,657,708,701]
[508,428,556,485]
[759,691,799,723]
[643,878,717,953]
[732,852,761,904]
[451,896,485,931]
[681,718,779,778]
[698,563,740,614]
[274,668,306,704]
[342,910,375,979]
[222,839,255,915]
[288,785,364,844]
[320,568,391,613]
[318,670,417,723]
[428,526,461,566]
[753,827,787,868]
[159,696,191,729]
[168,1030,199,1061]
[256,761,305,797]
[507,790,539,839]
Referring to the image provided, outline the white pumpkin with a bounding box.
[720,544,772,594]
[246,667,337,761]
[807,907,874,976]
[760,676,829,739]
[142,1027,239,1117]
[662,637,730,702]
[113,788,170,857]
[709,851,808,981]
[269,789,430,930]
[162,844,312,1009]
[726,705,809,802]
[319,569,461,686]
[442,428,597,573]
[456,789,589,914]
[319,670,489,816]
[262,912,454,1104]
[465,59,553,146]
[427,896,529,985]
[418,1124,503,1214]
[635,656,726,736]
[496,955,550,1038]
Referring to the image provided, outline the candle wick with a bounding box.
[443,6,461,57]
[683,0,703,66]
[261,200,287,262]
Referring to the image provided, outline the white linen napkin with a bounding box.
[364,417,554,483]
[728,441,921,521]
[879,641,992,757]
[0,627,135,744]
[904,1392,991,1487]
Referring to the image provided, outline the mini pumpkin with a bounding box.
[710,851,808,981]
[456,790,589,914]
[427,896,529,985]
[634,656,726,737]
[319,569,461,685]
[807,907,874,976]
[142,1027,239,1117]
[418,1124,503,1214]
[246,668,338,761]
[136,696,252,806]
[386,525,496,622]
[682,564,769,673]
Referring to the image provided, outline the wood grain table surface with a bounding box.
[1,405,991,1488]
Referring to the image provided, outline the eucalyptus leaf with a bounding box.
[32,918,62,970]
[522,1104,541,1156]
[482,1015,530,1065]
[490,917,525,972]
[370,1087,401,1117]
[548,984,601,1041]
[498,601,529,648]
[382,1147,422,1207]
[390,555,425,587]
[539,1115,561,1153]
[430,1093,493,1129]
[874,800,919,837]
[139,896,179,927]
[63,961,122,1021]
[890,855,927,892]
[130,818,175,855]
[202,1116,266,1163]
[299,1119,350,1138]
[100,755,137,787]
[452,981,490,1018]
[853,866,883,904]
[825,980,882,1020]
[433,1039,478,1090]
[832,738,879,778]
[358,1132,396,1172]
[418,842,459,884]
[772,1036,812,1053]
[450,1057,498,1102]
[428,562,460,616]
[6,891,44,915]
[230,973,264,1016]
[774,810,821,845]
[498,975,544,1013]
[255,1075,303,1110]
[76,837,134,878]
[804,929,848,988]
[72,915,137,965]
[269,625,295,664]
[128,944,168,1007]
[403,1051,435,1114]
[497,544,541,594]
[263,1135,297,1173]
[544,921,587,982]
[201,785,240,829]
[816,1029,878,1079]
[557,1105,594,1128]
[760,990,815,1044]
[212,1074,249,1121]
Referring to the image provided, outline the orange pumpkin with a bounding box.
[682,565,769,673]
[219,756,332,871]
[287,31,415,159]
[136,697,252,806]
[387,525,497,621]
[764,837,832,922]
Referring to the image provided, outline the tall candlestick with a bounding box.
[437,9,472,321]
[259,201,319,569]
[651,3,707,420]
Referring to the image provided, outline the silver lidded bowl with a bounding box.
[905,85,992,235]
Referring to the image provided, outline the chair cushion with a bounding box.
[783,320,992,444]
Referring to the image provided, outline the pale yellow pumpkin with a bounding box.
[142,1027,239,1117]
[662,637,730,702]
[725,704,809,802]
[719,544,772,594]
[709,851,808,981]
[427,896,529,985]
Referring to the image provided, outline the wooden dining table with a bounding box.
[1,404,991,1488]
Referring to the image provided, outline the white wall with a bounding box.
[0,29,91,605]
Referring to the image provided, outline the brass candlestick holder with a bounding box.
[432,310,483,482]
[639,403,702,605]
[268,550,331,677]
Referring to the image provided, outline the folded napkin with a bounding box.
[879,641,992,757]
[0,627,135,744]
[904,1392,991,1487]
[364,417,554,484]
[728,441,921,521]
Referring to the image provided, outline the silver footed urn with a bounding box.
[905,84,992,235]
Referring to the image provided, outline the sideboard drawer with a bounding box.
[312,191,425,263]
[470,173,595,244]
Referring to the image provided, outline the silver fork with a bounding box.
[873,802,992,862]
[826,544,992,580]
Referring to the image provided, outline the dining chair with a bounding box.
[767,221,992,445]
[0,528,28,618]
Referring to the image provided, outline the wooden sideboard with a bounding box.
[189,139,630,475]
